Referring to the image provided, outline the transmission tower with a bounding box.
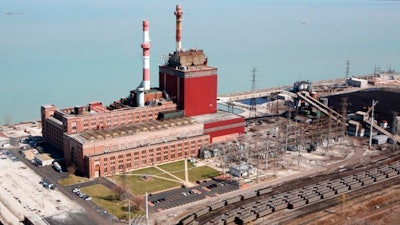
[249,68,257,118]
[374,65,381,75]
[345,60,350,78]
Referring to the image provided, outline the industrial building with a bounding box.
[346,77,368,88]
[41,5,245,178]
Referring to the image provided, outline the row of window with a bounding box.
[81,110,158,131]
[204,122,245,133]
[94,137,208,176]
[101,131,202,152]
[45,122,64,149]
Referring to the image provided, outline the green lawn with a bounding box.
[58,174,89,186]
[157,160,195,173]
[114,174,181,195]
[80,184,143,220]
[111,160,220,195]
[128,167,177,180]
[172,166,220,182]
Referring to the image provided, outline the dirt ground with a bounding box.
[286,184,400,225]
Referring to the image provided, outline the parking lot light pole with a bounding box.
[103,211,107,225]
[146,192,149,225]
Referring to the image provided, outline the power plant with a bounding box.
[41,5,244,178]
[1,3,399,225]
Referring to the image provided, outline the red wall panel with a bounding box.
[183,75,217,116]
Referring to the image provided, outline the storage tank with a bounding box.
[136,87,145,107]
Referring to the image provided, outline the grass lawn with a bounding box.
[80,184,143,220]
[111,160,220,195]
[157,160,195,173]
[172,166,220,182]
[114,174,181,195]
[128,167,177,180]
[58,174,89,186]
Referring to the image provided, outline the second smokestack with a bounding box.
[141,20,151,91]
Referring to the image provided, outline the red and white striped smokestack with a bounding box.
[141,20,151,91]
[174,5,183,52]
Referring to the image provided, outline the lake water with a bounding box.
[1,0,400,123]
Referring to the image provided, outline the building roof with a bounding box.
[191,111,243,124]
[231,163,253,171]
[73,117,198,143]
[35,153,53,162]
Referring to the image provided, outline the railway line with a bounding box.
[176,150,400,225]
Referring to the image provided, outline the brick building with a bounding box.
[41,5,245,178]
[65,117,209,178]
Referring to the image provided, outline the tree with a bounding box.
[131,195,145,211]
[67,163,77,175]
[113,186,125,201]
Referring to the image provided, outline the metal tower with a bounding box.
[345,60,350,78]
[249,68,257,118]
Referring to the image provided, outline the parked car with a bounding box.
[48,184,55,190]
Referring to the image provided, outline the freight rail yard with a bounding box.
[180,150,400,225]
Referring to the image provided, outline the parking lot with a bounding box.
[0,148,83,225]
[148,178,239,213]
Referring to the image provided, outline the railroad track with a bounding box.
[176,150,400,225]
[258,170,400,225]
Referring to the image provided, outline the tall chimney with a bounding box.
[141,20,151,91]
[174,5,183,52]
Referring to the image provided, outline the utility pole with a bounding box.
[340,97,348,138]
[392,111,398,150]
[369,100,376,148]
[128,200,131,225]
[326,111,332,160]
[146,192,149,225]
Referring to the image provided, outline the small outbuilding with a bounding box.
[34,153,54,166]
[346,77,368,88]
[230,163,255,177]
[22,149,36,161]
[372,135,388,145]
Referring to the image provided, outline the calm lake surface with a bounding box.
[1,0,399,123]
